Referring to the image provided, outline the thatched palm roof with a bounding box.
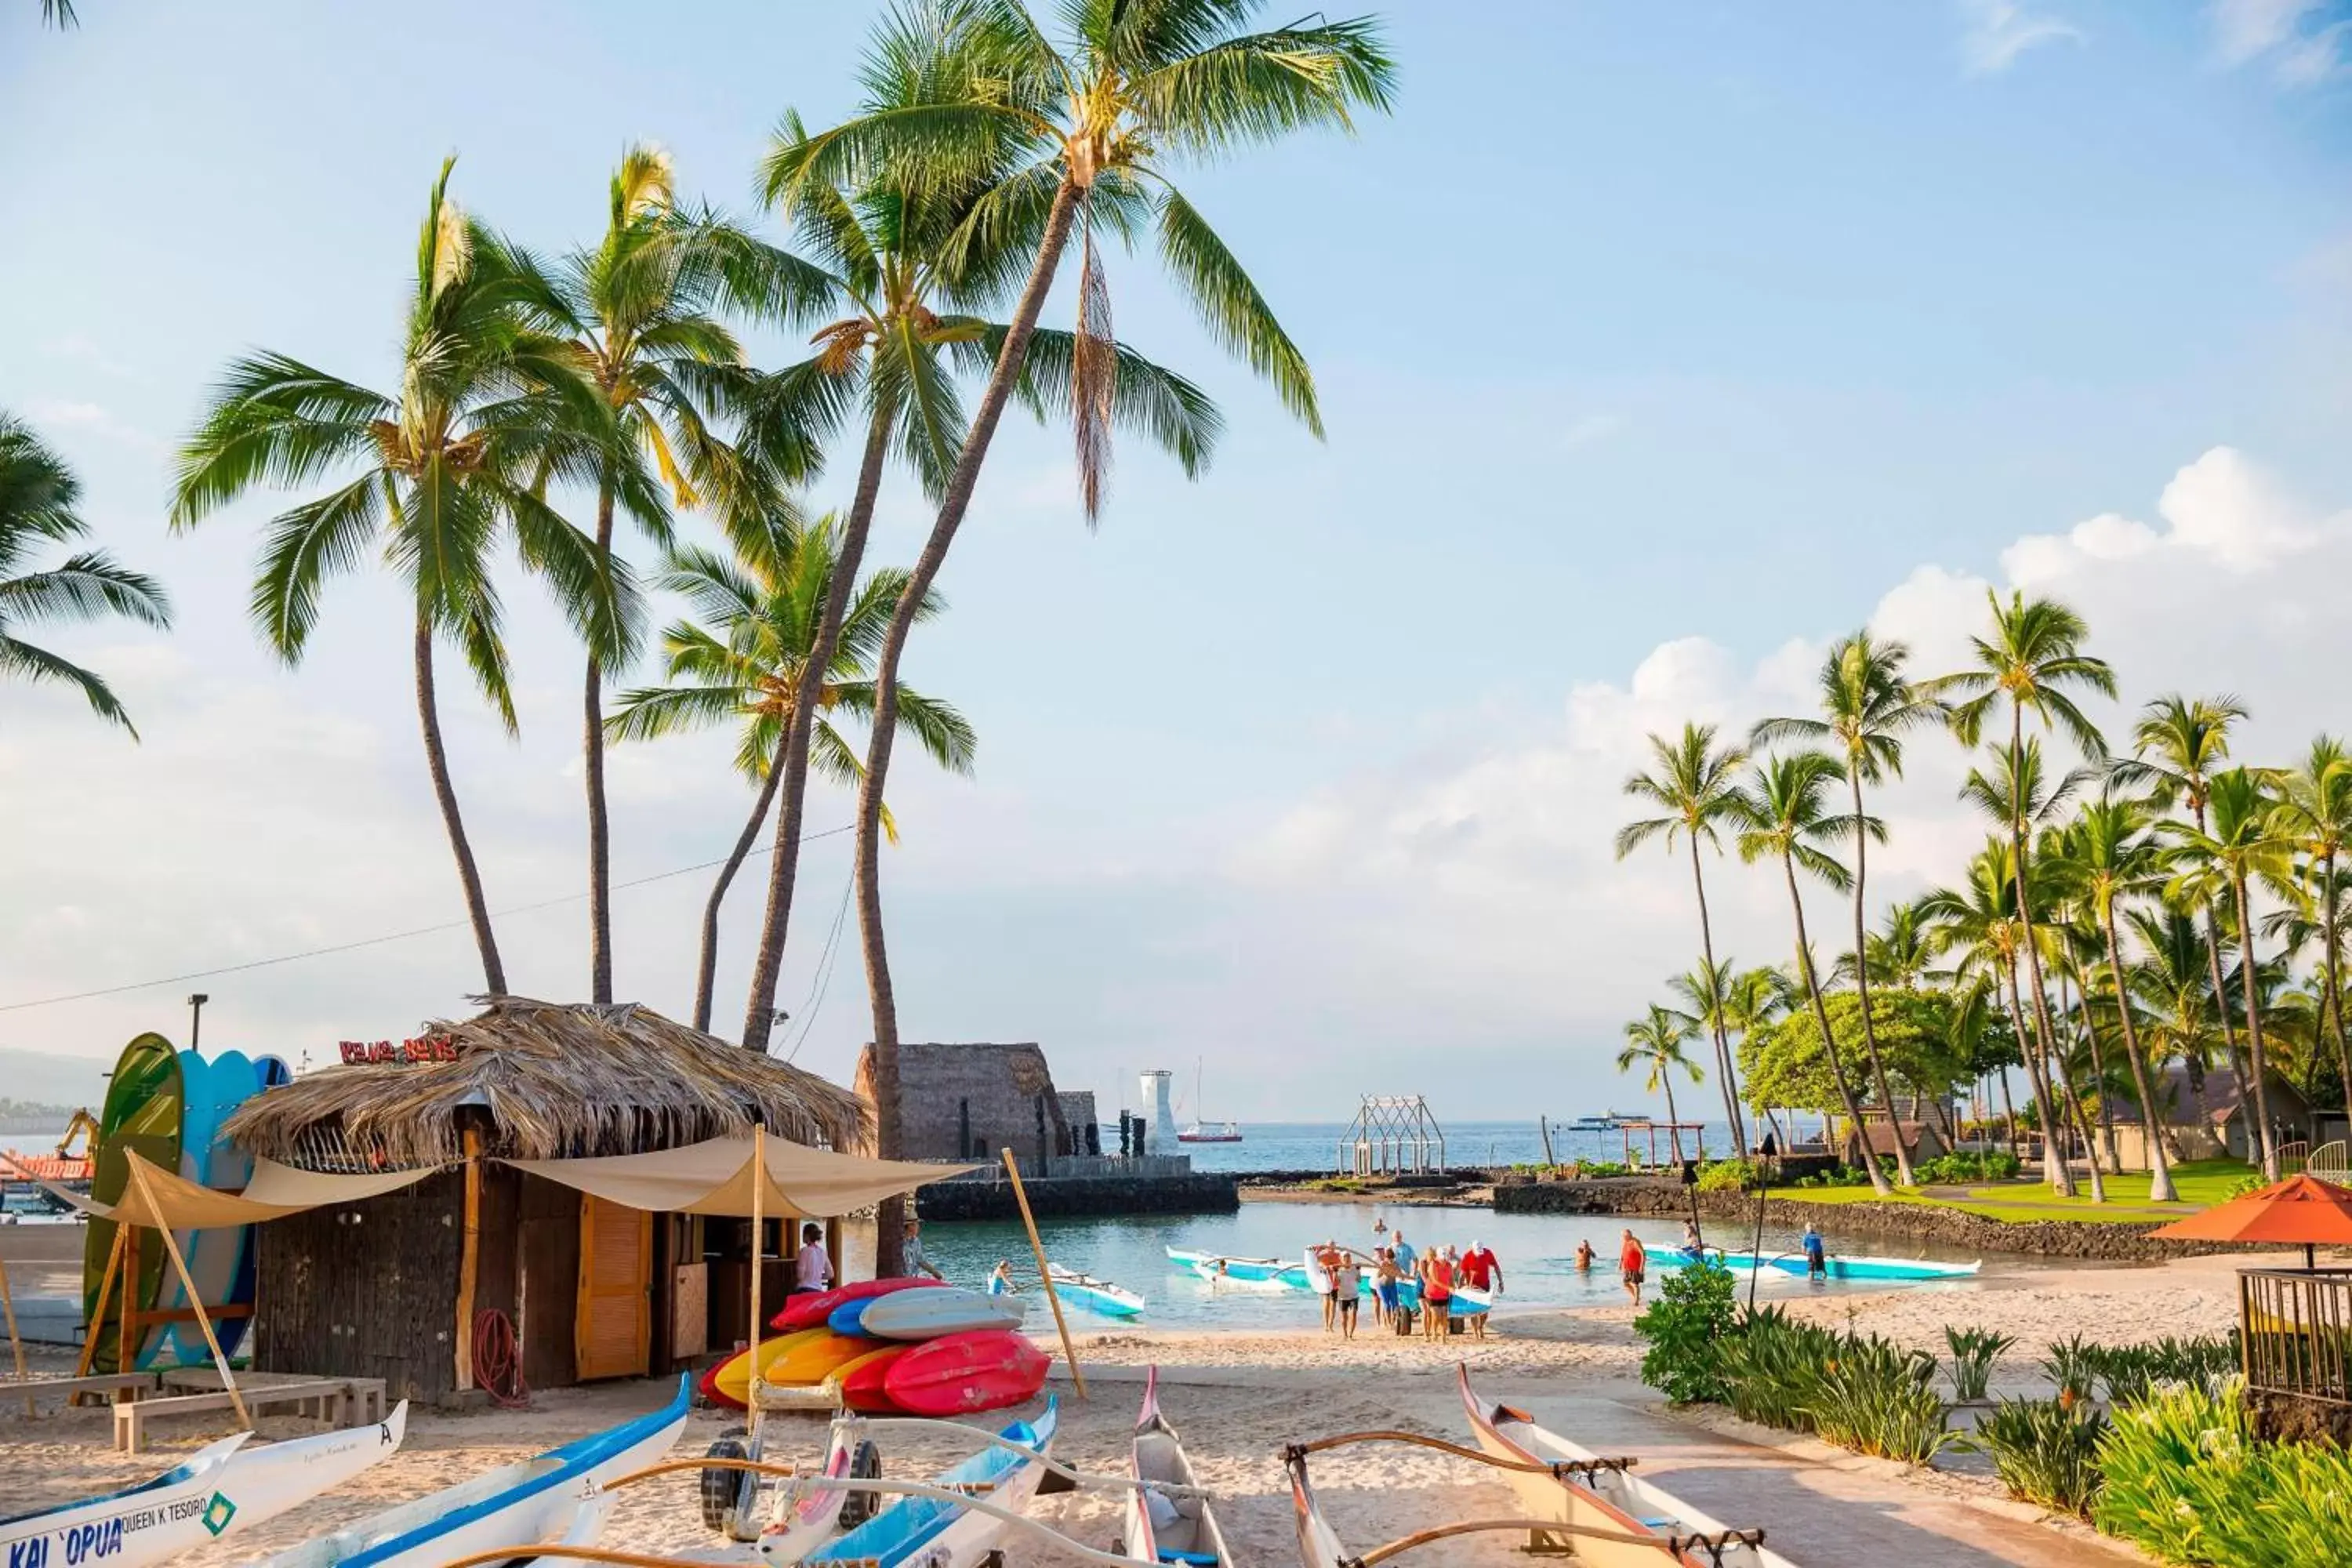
[223,996,869,1171]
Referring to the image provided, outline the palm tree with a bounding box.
[1837,900,1936,993]
[608,511,975,1030]
[2165,767,2294,1177]
[1722,965,1791,1147]
[737,122,1219,1052]
[2115,695,2252,1098]
[1,412,172,732]
[779,0,1395,1268]
[1619,1005,1705,1165]
[173,159,640,993]
[1617,723,1754,1155]
[38,0,74,25]
[2051,797,2178,1199]
[1755,632,1940,1185]
[520,145,832,1004]
[2269,736,2352,1121]
[1733,751,1891,1192]
[2127,906,2225,1142]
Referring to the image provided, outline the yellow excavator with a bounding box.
[56,1106,100,1159]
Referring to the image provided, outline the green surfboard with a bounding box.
[82,1033,182,1374]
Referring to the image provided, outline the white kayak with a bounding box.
[262,1376,687,1566]
[0,1401,408,1568]
[1047,1263,1145,1317]
[859,1285,1026,1340]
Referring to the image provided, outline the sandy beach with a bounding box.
[1,1251,2259,1566]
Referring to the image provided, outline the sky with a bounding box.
[3,1,2350,1125]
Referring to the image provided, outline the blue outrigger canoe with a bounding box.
[1661,1248,1980,1282]
[801,1399,1059,1568]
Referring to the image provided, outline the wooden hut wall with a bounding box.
[255,1169,466,1402]
[516,1170,582,1390]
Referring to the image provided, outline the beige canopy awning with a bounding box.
[27,1135,960,1229]
[505,1133,966,1218]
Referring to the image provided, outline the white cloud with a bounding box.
[2208,0,2347,82]
[24,396,164,454]
[1958,0,2085,74]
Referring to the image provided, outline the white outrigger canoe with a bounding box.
[1167,1248,1306,1286]
[1048,1262,1145,1317]
[260,1375,688,1567]
[0,1402,408,1568]
[1457,1367,1793,1568]
[1126,1368,1229,1567]
[1668,1249,1981,1283]
[801,1399,1060,1568]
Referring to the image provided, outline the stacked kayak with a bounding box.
[702,1280,1041,1417]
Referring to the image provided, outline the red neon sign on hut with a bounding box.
[337,1036,458,1065]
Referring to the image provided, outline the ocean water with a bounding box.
[844,1196,1986,1334]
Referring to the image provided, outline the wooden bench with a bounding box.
[114,1377,383,1452]
[2,1370,163,1414]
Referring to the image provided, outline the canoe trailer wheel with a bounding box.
[837,1439,884,1530]
[699,1436,751,1534]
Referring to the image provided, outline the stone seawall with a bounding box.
[915,1172,1240,1221]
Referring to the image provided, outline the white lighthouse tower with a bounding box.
[1140,1069,1178,1152]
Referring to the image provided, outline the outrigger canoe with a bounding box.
[1,1403,408,1568]
[803,1399,1060,1568]
[1167,1248,1306,1286]
[1690,1250,1981,1282]
[1047,1262,1145,1317]
[1457,1366,1795,1568]
[1127,1368,1229,1567]
[260,1375,688,1567]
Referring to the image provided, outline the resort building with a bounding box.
[2104,1065,2336,1168]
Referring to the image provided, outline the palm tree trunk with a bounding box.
[739,407,895,1051]
[583,483,617,1004]
[2103,905,2176,1200]
[2063,966,2120,1177]
[2004,953,2074,1195]
[1686,837,1748,1156]
[1783,851,1890,1195]
[855,177,1085,1275]
[691,734,789,1033]
[414,614,505,993]
[2050,967,2110,1200]
[1998,1064,2019,1157]
[1848,771,1915,1185]
[2007,702,2083,1196]
[2325,848,2351,1124]
[1662,1073,1684,1164]
[2233,872,2281,1179]
[2192,798,2254,1102]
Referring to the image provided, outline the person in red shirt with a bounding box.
[1457,1240,1501,1338]
[1419,1248,1454,1340]
[1619,1229,1646,1305]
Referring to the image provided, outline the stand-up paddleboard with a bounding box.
[838,1345,910,1412]
[774,1276,946,1333]
[144,1048,226,1367]
[172,1048,259,1365]
[855,1287,1025,1341]
[82,1034,183,1375]
[702,1330,879,1410]
[223,1053,293,1358]
[881,1330,1050,1417]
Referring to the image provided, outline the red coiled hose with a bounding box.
[472,1307,530,1408]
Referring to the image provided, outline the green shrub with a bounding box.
[2093,1377,2352,1568]
[1913,1150,2022,1183]
[1803,1332,1956,1464]
[1944,1325,2015,1403]
[1968,1398,2107,1516]
[1694,1159,1756,1193]
[1634,1260,1737,1404]
[2042,1334,2100,1408]
[1719,1305,1834,1430]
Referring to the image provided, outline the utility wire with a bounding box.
[782,867,857,1064]
[0,823,854,1014]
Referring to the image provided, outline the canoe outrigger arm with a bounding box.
[1283,1431,1640,1479]
[1315,1515,1770,1568]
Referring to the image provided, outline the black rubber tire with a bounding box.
[700,1437,750,1534]
[837,1439,884,1530]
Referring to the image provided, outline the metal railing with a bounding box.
[2241,1267,2352,1406]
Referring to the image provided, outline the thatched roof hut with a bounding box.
[225,995,869,1171]
[862,1041,1076,1163]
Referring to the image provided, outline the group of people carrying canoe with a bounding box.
[1311,1224,1504,1341]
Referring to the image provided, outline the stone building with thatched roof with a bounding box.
[858,1041,1098,1165]
[222,996,866,1402]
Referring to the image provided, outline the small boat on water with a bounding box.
[1048,1261,1145,1316]
[261,1376,688,1567]
[1457,1366,1792,1567]
[1696,1249,1982,1282]
[1127,1368,1229,1567]
[1,1403,408,1568]
[802,1399,1059,1568]
[1167,1247,1305,1286]
[1178,1120,1243,1143]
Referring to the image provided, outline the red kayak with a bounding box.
[772,1276,945,1333]
[838,1344,911,1413]
[881,1329,1050,1417]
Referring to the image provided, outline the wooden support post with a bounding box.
[454,1126,482,1392]
[1,1250,28,1417]
[129,1160,249,1430]
[120,1224,137,1380]
[1000,1149,1084,1399]
[76,1224,126,1380]
[746,1129,765,1422]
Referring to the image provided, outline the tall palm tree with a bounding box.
[779,0,1395,1269]
[1931,591,2114,1191]
[520,145,833,1004]
[1,412,172,733]
[2115,695,2252,1098]
[173,159,641,993]
[738,123,1218,1052]
[607,513,976,1032]
[1836,899,1936,993]
[1756,631,1940,1185]
[1722,965,1791,1147]
[2126,906,2224,1140]
[2269,736,2352,1121]
[1617,723,1754,1154]
[1619,1005,1705,1165]
[1733,751,1891,1193]
[2051,797,2178,1199]
[2165,767,2294,1178]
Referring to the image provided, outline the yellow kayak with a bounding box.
[703,1329,878,1410]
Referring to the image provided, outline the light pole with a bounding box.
[187,993,209,1051]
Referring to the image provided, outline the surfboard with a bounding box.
[82,1034,182,1375]
[144,1048,223,1367]
[223,1054,293,1356]
[172,1049,259,1364]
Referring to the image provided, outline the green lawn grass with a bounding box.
[1773,1157,2252,1225]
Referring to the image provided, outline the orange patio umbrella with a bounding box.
[2147,1173,2352,1269]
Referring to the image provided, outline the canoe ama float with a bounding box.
[260,1376,687,1567]
[0,1403,408,1568]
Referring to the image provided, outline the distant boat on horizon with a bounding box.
[1564,1110,1633,1131]
[1176,1058,1243,1144]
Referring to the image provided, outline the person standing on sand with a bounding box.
[1374,1247,1400,1327]
[793,1222,833,1295]
[1459,1240,1501,1340]
[1574,1239,1596,1274]
[1333,1250,1363,1340]
[1420,1247,1454,1339]
[1316,1240,1345,1332]
[1619,1229,1646,1305]
[901,1218,946,1281]
[1391,1231,1416,1278]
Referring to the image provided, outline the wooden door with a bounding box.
[575,1195,652,1381]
